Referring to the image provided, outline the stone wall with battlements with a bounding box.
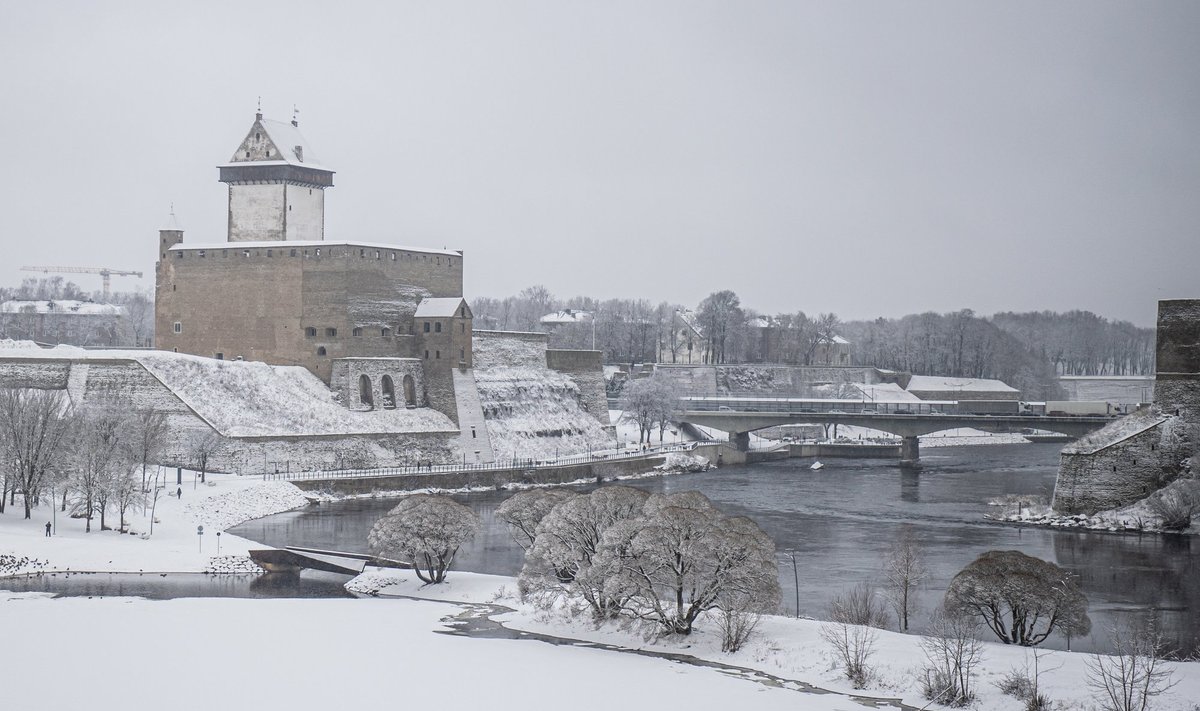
[156,241,463,382]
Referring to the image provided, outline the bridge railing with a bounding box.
[678,397,958,416]
[262,442,700,482]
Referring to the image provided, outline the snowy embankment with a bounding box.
[0,473,309,576]
[350,570,1200,711]
[988,481,1199,534]
[475,365,612,461]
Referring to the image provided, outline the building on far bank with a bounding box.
[0,300,125,347]
[903,375,1020,402]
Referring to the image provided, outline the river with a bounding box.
[225,442,1199,655]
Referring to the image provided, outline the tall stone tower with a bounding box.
[217,111,335,242]
[1154,299,1200,416]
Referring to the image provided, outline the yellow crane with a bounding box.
[20,266,144,299]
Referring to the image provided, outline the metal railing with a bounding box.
[263,442,700,482]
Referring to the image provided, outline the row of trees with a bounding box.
[0,387,220,532]
[472,286,1148,398]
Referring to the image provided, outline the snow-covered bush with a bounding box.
[944,550,1090,646]
[495,488,578,550]
[919,607,983,706]
[655,453,710,473]
[829,583,889,629]
[1146,479,1199,530]
[368,495,479,584]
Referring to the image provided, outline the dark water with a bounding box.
[229,443,1200,655]
[1,570,356,599]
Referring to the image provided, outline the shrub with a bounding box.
[367,495,479,584]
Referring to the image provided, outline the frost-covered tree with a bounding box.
[368,495,480,584]
[130,409,168,493]
[618,377,679,444]
[0,388,74,518]
[944,550,1090,646]
[520,486,649,615]
[495,489,578,550]
[71,395,134,532]
[112,466,142,533]
[595,492,780,635]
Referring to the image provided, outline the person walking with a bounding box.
[177,486,182,499]
[44,522,52,537]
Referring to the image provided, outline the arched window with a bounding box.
[403,375,416,407]
[359,374,374,408]
[316,346,327,356]
[381,375,396,409]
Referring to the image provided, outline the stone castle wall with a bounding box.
[156,242,463,382]
[547,349,611,425]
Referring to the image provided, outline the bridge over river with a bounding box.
[677,397,1116,462]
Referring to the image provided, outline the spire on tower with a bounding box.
[256,96,263,121]
[292,105,300,127]
[163,203,183,231]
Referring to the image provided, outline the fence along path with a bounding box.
[262,442,699,482]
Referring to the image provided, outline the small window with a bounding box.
[198,250,206,258]
[435,322,442,333]
[360,249,366,258]
[459,307,465,317]
[424,350,429,359]
[391,252,396,261]
[325,328,337,337]
[290,249,297,257]
[288,205,291,212]
[255,132,260,140]
[408,322,414,334]
[381,327,391,338]
[175,252,183,259]
[460,348,465,360]
[303,249,309,257]
[423,322,430,333]
[316,346,326,356]
[471,427,476,439]
[267,249,273,257]
[215,353,223,360]
[460,323,465,333]
[266,150,271,157]
[173,322,182,334]
[435,350,441,359]
[245,151,250,158]
[352,327,363,337]
[305,327,317,337]
[375,250,380,259]
[172,284,176,291]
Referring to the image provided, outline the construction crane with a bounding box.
[20,266,144,299]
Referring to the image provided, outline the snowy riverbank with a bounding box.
[351,569,1200,711]
[0,472,310,576]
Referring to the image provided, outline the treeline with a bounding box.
[989,311,1155,376]
[841,311,1065,399]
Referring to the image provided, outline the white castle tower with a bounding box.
[217,109,335,242]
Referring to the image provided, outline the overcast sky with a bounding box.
[1,1,1196,326]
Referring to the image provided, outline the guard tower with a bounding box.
[217,110,335,242]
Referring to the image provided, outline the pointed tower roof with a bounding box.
[220,114,333,172]
[161,205,183,232]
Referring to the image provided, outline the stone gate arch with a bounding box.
[403,374,417,407]
[358,374,374,409]
[381,375,396,409]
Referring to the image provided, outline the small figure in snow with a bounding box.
[45,522,52,537]
[177,486,183,499]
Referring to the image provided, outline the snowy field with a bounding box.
[355,570,1200,711]
[0,472,309,575]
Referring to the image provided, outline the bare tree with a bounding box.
[618,376,679,444]
[71,397,133,532]
[131,409,169,493]
[881,530,925,632]
[495,488,578,549]
[1085,618,1178,711]
[368,495,479,584]
[187,430,223,483]
[944,550,1091,646]
[112,466,142,533]
[0,388,74,518]
[920,606,984,706]
[830,583,890,629]
[820,621,878,689]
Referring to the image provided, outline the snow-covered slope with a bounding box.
[475,365,612,460]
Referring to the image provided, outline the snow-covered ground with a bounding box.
[354,570,1200,711]
[0,472,309,575]
[0,592,829,711]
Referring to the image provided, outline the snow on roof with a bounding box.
[905,375,1018,393]
[167,240,462,257]
[540,310,592,324]
[414,297,466,318]
[853,382,921,402]
[222,118,332,171]
[0,344,457,437]
[0,300,123,316]
[1062,408,1171,455]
